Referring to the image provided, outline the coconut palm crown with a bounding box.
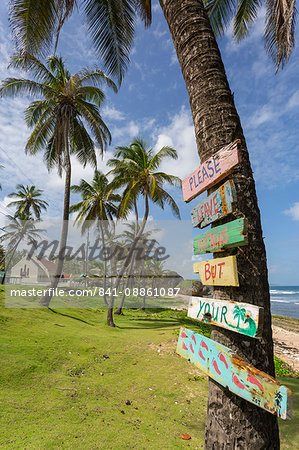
[70,170,121,230]
[0,53,117,175]
[7,184,48,220]
[107,137,181,220]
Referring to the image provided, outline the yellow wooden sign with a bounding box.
[193,255,239,286]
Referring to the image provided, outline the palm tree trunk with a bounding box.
[40,124,71,307]
[159,0,279,447]
[98,221,108,306]
[115,202,139,315]
[1,236,23,285]
[107,193,149,327]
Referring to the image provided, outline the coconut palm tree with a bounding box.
[70,170,121,304]
[233,305,246,328]
[0,215,43,284]
[8,1,152,85]
[0,53,116,306]
[158,1,279,446]
[7,184,48,220]
[106,137,181,326]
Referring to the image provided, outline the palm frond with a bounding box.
[264,0,296,69]
[204,0,237,37]
[83,0,135,85]
[133,0,152,27]
[0,78,50,98]
[78,68,118,92]
[234,0,261,41]
[9,0,58,56]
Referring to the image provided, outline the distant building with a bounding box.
[8,256,71,285]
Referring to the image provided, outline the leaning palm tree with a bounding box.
[7,184,48,220]
[0,53,116,306]
[70,170,121,305]
[106,137,181,326]
[0,215,43,284]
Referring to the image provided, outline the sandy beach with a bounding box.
[272,325,299,372]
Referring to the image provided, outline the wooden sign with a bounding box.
[191,180,236,228]
[193,255,239,286]
[182,140,241,203]
[188,297,263,338]
[177,328,292,419]
[193,218,247,255]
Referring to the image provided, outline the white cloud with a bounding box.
[102,105,125,121]
[284,203,299,221]
[286,90,299,110]
[247,105,278,128]
[152,107,198,179]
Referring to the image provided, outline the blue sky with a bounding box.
[0,1,298,285]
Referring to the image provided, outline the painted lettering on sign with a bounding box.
[177,328,292,419]
[193,256,239,286]
[193,218,248,254]
[188,297,263,338]
[182,140,241,203]
[191,180,236,228]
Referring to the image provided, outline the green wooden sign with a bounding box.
[193,218,247,255]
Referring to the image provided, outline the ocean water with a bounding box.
[270,286,299,319]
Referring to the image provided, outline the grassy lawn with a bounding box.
[0,286,297,449]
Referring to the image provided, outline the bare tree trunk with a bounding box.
[40,124,71,307]
[98,221,108,306]
[159,0,279,448]
[107,194,149,327]
[115,202,139,315]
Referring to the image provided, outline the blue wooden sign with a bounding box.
[177,328,292,420]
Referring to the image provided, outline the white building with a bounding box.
[8,256,70,285]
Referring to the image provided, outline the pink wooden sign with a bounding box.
[182,140,241,203]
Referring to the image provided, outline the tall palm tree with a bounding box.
[0,53,116,307]
[106,137,181,326]
[70,170,121,305]
[8,1,151,85]
[7,184,48,220]
[0,215,43,284]
[158,0,280,446]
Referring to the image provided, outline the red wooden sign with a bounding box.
[182,140,241,203]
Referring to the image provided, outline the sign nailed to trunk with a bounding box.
[193,218,248,255]
[182,140,241,203]
[193,255,239,286]
[188,297,263,338]
[177,328,292,419]
[191,180,236,228]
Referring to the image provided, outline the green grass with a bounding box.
[0,286,298,449]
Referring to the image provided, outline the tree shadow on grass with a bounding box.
[117,310,211,335]
[48,308,94,325]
